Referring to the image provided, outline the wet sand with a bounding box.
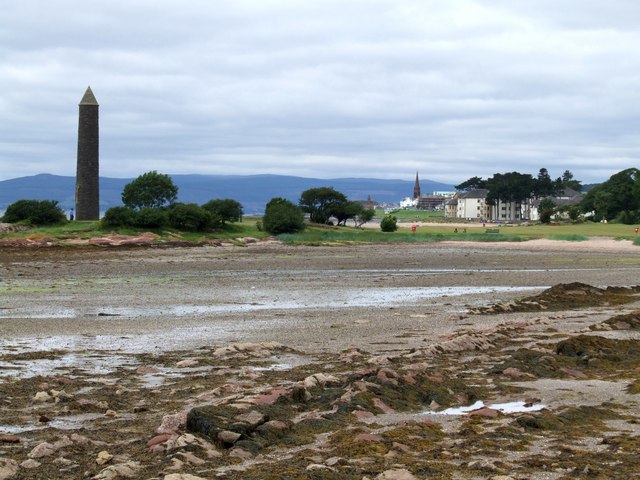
[1,240,640,353]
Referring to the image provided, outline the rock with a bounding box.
[372,398,395,414]
[256,420,288,432]
[157,412,187,434]
[392,442,412,454]
[51,389,74,402]
[176,359,199,368]
[302,373,340,388]
[92,461,140,479]
[376,368,399,385]
[375,468,419,480]
[104,409,118,417]
[502,367,535,380]
[368,355,392,365]
[306,464,336,472]
[325,457,342,466]
[0,458,19,480]
[77,398,109,410]
[217,430,242,445]
[469,407,500,418]
[0,435,19,444]
[28,442,57,459]
[176,451,206,466]
[164,475,208,480]
[468,460,498,471]
[228,447,253,460]
[32,391,52,403]
[19,459,40,469]
[96,451,113,465]
[291,385,311,402]
[251,387,288,405]
[353,410,375,421]
[234,410,266,428]
[147,434,172,448]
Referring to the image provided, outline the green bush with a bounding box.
[380,214,398,232]
[2,199,66,225]
[263,198,306,234]
[614,210,639,225]
[102,206,137,227]
[135,208,168,228]
[167,203,214,231]
[202,199,243,225]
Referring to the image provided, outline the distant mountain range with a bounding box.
[0,174,454,214]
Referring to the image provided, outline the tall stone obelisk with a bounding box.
[75,86,100,220]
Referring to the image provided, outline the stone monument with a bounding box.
[75,86,99,220]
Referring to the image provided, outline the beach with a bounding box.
[1,239,640,479]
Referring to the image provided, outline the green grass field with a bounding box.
[2,214,639,246]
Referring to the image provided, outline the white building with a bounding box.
[456,189,490,220]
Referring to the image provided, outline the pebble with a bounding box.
[32,391,52,403]
[96,451,113,465]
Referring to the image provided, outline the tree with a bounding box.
[262,197,305,234]
[299,187,348,224]
[455,176,486,191]
[2,199,66,225]
[355,208,375,228]
[380,214,398,232]
[580,168,640,223]
[538,197,556,224]
[558,170,582,192]
[202,199,243,224]
[330,201,364,226]
[122,171,178,210]
[535,168,556,198]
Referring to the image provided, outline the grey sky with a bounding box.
[1,0,639,184]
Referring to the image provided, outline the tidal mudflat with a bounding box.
[1,240,640,479]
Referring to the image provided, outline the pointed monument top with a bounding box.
[79,86,99,106]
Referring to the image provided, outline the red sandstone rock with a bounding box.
[469,407,500,418]
[252,387,287,405]
[147,433,172,448]
[353,410,375,421]
[372,398,395,414]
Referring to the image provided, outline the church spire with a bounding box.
[413,172,421,199]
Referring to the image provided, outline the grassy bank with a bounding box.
[2,216,639,246]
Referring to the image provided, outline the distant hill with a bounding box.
[0,174,454,215]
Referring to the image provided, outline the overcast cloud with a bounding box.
[1,0,639,184]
